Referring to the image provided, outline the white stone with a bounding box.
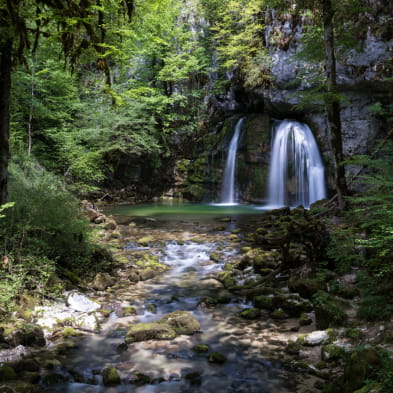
[67,292,101,313]
[303,330,329,346]
[74,314,100,332]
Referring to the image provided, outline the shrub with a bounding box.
[357,296,393,321]
[1,157,94,273]
[0,157,104,320]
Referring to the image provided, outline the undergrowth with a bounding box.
[0,156,110,320]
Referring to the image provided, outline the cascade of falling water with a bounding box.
[267,119,326,208]
[220,118,244,205]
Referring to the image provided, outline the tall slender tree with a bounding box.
[320,0,348,208]
[0,0,134,204]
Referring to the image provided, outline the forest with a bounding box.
[0,0,393,392]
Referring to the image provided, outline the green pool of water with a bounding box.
[105,202,266,220]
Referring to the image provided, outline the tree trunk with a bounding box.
[0,39,12,205]
[321,0,348,209]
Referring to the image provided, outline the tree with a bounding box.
[320,0,348,208]
[0,0,134,204]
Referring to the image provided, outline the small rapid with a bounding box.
[42,232,298,393]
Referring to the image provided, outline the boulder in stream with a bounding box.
[102,366,121,386]
[159,311,200,335]
[125,311,200,343]
[90,273,115,291]
[125,323,176,343]
[67,292,101,313]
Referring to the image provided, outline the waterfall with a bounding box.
[267,119,326,208]
[220,118,244,205]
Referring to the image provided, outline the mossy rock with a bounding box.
[0,365,17,381]
[258,268,274,276]
[270,308,289,319]
[216,271,235,288]
[240,308,261,320]
[314,294,348,329]
[147,304,157,313]
[299,313,313,326]
[20,371,41,384]
[14,384,42,393]
[42,372,67,386]
[102,366,121,386]
[123,306,137,316]
[12,358,40,372]
[62,327,81,337]
[12,325,46,347]
[253,295,275,310]
[125,323,176,343]
[132,371,151,385]
[209,252,222,262]
[193,344,209,353]
[321,344,347,362]
[217,294,231,304]
[110,230,121,239]
[345,328,362,341]
[91,272,115,291]
[137,235,154,246]
[274,294,313,317]
[289,278,326,299]
[343,348,381,392]
[352,383,383,393]
[208,352,227,364]
[286,341,303,355]
[185,371,202,386]
[198,297,218,308]
[159,311,200,335]
[138,269,157,281]
[41,359,61,370]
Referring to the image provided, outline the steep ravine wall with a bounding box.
[104,4,392,203]
[253,8,393,193]
[183,6,393,202]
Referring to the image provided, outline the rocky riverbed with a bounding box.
[0,206,391,393]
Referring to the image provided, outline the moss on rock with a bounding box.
[193,344,209,353]
[208,352,227,364]
[125,322,176,343]
[240,308,261,320]
[0,365,17,381]
[102,366,121,386]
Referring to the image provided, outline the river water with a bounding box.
[42,205,315,393]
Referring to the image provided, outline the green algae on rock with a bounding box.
[102,366,121,386]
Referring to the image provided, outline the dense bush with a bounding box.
[0,157,102,318]
[2,157,94,269]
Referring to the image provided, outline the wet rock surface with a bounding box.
[0,207,375,392]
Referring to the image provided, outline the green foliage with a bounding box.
[368,98,393,128]
[357,296,393,322]
[0,202,15,219]
[374,350,393,393]
[201,0,271,88]
[0,256,58,318]
[346,146,393,280]
[0,156,94,273]
[326,223,363,273]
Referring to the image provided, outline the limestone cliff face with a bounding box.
[175,3,393,202]
[256,7,392,191]
[202,6,392,196]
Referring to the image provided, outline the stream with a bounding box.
[39,205,317,392]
